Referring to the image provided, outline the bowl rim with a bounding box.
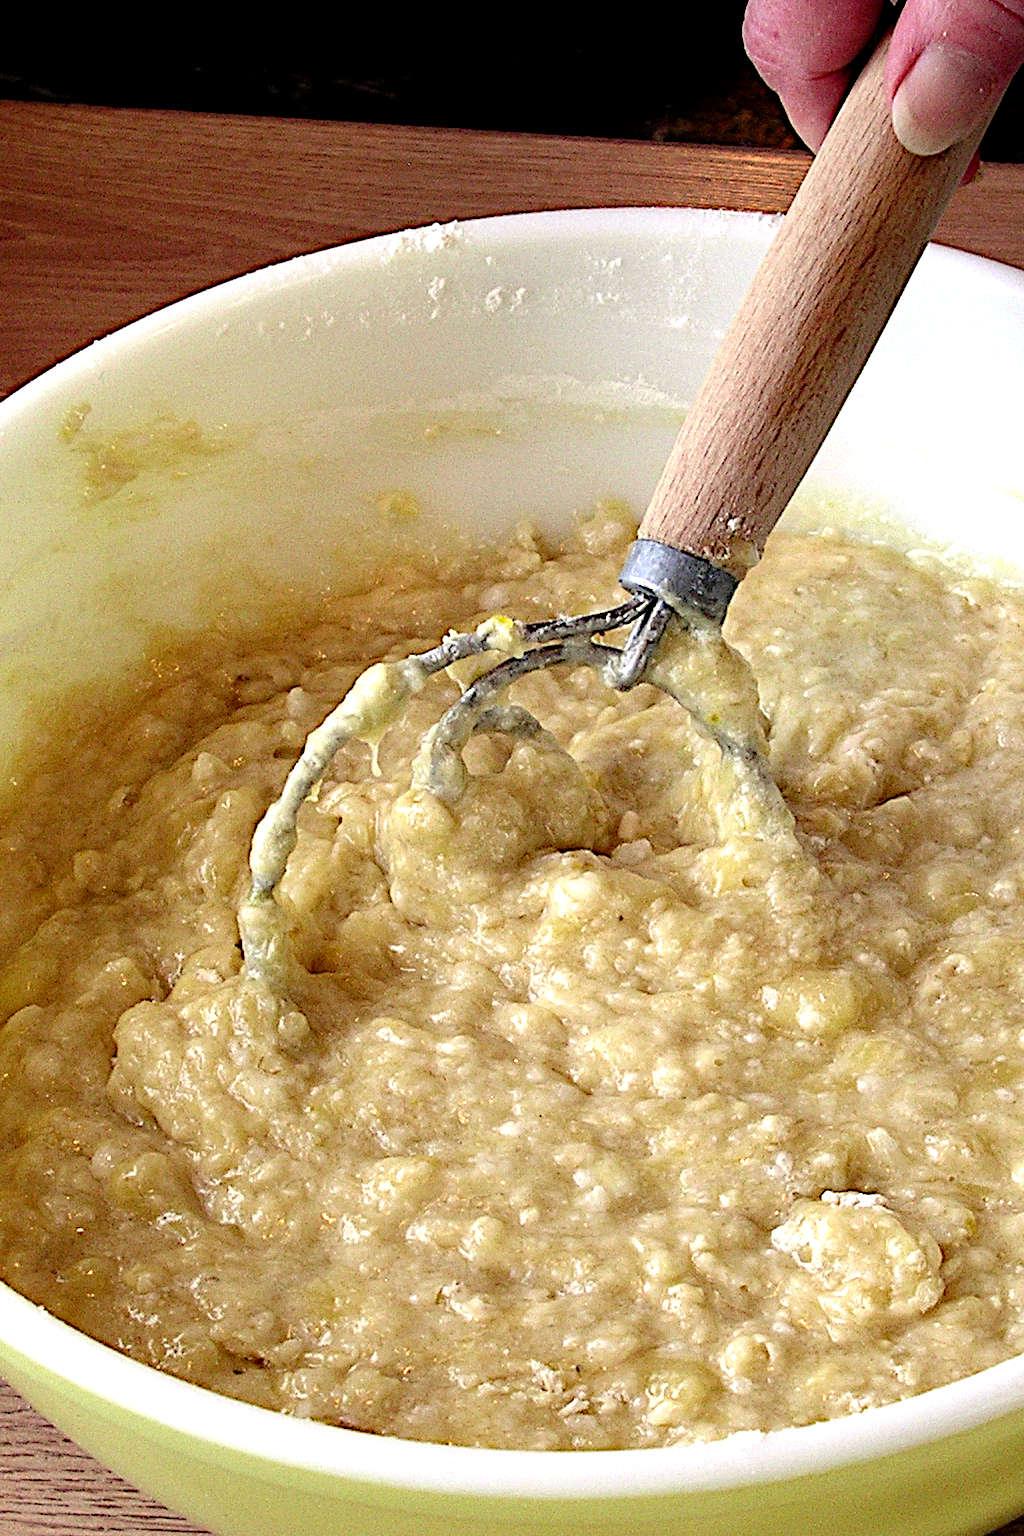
[3,205,1024,1502]
[4,201,1024,420]
[8,1270,1024,1500]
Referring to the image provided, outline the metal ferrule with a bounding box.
[618,539,738,626]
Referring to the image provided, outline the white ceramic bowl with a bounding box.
[2,209,1024,1536]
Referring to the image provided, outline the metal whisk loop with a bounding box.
[421,539,739,801]
[420,630,632,804]
[246,541,740,906]
[238,543,778,985]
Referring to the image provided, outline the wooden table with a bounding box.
[2,99,1024,1534]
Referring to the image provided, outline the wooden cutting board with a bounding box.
[2,99,1024,1535]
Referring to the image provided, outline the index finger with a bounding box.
[743,0,887,147]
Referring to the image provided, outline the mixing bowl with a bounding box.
[2,207,1024,1536]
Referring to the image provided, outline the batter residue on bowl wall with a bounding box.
[1,502,1023,1450]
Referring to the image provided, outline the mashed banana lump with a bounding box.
[2,502,1024,1450]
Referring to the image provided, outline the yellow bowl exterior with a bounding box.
[7,1331,1024,1536]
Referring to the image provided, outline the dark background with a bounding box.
[3,13,1024,160]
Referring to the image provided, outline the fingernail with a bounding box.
[891,42,996,156]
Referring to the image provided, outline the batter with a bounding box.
[0,502,1022,1450]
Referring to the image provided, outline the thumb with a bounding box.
[889,0,1024,155]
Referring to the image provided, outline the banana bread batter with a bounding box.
[0,503,1022,1450]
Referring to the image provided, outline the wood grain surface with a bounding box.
[2,97,1024,1534]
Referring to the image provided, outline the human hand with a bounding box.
[742,0,1024,154]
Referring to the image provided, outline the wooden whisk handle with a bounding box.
[637,32,987,577]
